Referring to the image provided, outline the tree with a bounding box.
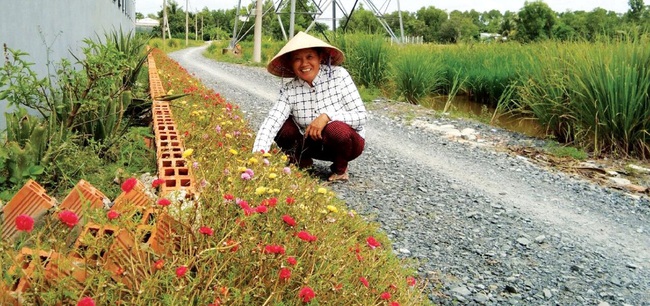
[340,5,382,34]
[515,1,556,42]
[415,6,448,42]
[438,17,479,43]
[627,0,646,21]
[136,12,144,20]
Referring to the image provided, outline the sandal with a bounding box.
[328,171,349,182]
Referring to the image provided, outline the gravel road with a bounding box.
[169,44,650,305]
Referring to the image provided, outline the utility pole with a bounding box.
[332,0,337,33]
[289,0,296,38]
[162,0,167,44]
[185,0,189,46]
[195,10,198,40]
[253,0,263,62]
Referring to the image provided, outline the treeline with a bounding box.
[138,0,650,43]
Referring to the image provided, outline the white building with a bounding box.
[0,0,136,129]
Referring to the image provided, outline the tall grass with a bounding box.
[340,34,390,89]
[391,46,445,104]
[516,39,650,156]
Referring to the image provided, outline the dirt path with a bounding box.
[169,45,650,304]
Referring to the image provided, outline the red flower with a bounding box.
[77,297,95,306]
[223,193,235,201]
[296,231,317,242]
[282,215,296,226]
[157,198,171,206]
[359,277,369,288]
[176,265,188,278]
[115,267,125,276]
[263,244,285,255]
[380,292,392,300]
[58,210,79,228]
[390,302,401,306]
[366,236,381,249]
[286,256,297,266]
[199,226,214,236]
[279,267,291,281]
[255,205,268,213]
[267,197,278,207]
[298,286,315,303]
[15,214,34,232]
[121,177,137,193]
[154,259,165,270]
[152,178,165,188]
[107,210,120,220]
[285,197,295,204]
[225,239,239,252]
[406,276,416,287]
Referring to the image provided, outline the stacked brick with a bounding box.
[147,51,196,197]
[1,52,197,304]
[1,179,186,302]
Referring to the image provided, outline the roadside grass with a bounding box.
[149,48,432,305]
[148,37,205,53]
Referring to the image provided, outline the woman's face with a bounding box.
[290,48,322,86]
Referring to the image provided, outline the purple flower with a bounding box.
[215,125,222,133]
[245,168,254,177]
[283,167,291,174]
[193,161,199,169]
[263,159,270,166]
[241,173,251,180]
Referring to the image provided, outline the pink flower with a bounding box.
[121,177,137,193]
[15,214,34,232]
[152,178,165,188]
[106,210,120,220]
[359,276,369,288]
[283,167,291,174]
[285,197,295,204]
[240,172,251,180]
[406,276,416,287]
[262,197,278,207]
[380,292,392,300]
[296,231,317,242]
[58,210,79,228]
[367,236,381,249]
[390,302,401,306]
[176,265,188,278]
[199,226,214,236]
[77,297,95,306]
[223,193,235,201]
[263,244,286,255]
[286,256,297,266]
[255,205,268,213]
[282,215,297,227]
[279,267,291,281]
[157,198,171,206]
[298,286,315,303]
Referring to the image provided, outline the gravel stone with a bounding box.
[169,45,650,306]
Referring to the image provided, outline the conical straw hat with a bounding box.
[267,31,345,78]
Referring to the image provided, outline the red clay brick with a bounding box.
[59,180,108,219]
[105,229,149,289]
[111,179,154,211]
[1,180,56,242]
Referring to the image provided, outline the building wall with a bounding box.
[0,0,135,130]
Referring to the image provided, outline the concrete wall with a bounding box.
[0,0,135,130]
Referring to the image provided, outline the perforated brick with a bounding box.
[59,179,108,218]
[1,180,56,242]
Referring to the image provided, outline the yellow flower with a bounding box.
[180,100,187,105]
[225,133,233,139]
[317,187,327,194]
[248,157,258,164]
[272,188,280,194]
[255,187,267,195]
[182,149,194,159]
[326,205,338,213]
[167,89,174,95]
[262,152,272,158]
[237,166,247,173]
[229,149,238,155]
[268,173,277,179]
[281,155,288,162]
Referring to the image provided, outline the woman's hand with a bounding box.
[305,113,330,140]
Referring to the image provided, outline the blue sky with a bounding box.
[137,0,630,16]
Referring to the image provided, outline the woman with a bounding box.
[252,31,367,181]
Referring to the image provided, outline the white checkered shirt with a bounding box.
[252,65,367,153]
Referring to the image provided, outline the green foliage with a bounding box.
[391,46,445,104]
[515,1,557,42]
[514,39,650,157]
[341,34,390,88]
[544,141,589,160]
